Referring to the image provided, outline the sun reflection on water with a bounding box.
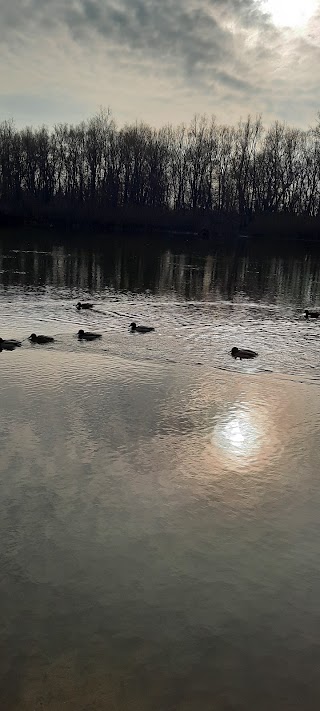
[212,404,268,468]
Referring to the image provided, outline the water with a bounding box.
[0,234,320,380]
[1,232,320,709]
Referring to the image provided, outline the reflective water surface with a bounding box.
[1,232,320,709]
[1,232,320,380]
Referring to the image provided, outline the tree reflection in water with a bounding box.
[0,236,320,307]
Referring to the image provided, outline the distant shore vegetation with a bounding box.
[1,109,320,241]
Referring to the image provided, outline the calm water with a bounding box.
[1,232,320,709]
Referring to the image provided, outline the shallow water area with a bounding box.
[1,233,320,709]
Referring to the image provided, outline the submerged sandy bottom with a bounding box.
[1,348,320,710]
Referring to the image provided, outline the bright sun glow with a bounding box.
[214,410,261,459]
[262,0,318,27]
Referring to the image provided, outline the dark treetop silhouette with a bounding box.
[1,111,320,241]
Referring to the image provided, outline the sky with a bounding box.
[0,0,320,130]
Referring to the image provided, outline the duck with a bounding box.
[304,309,319,319]
[0,341,19,352]
[0,338,22,348]
[130,322,155,334]
[231,347,258,360]
[76,302,94,310]
[29,333,55,344]
[78,329,102,341]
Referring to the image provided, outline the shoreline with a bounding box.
[1,225,320,258]
[1,206,320,247]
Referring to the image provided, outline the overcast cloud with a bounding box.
[0,0,319,128]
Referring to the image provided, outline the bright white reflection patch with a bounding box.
[262,0,318,28]
[214,409,261,459]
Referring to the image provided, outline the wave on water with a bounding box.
[0,289,319,384]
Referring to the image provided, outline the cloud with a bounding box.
[0,0,319,128]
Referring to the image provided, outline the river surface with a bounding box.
[0,231,320,709]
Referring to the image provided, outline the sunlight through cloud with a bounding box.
[262,0,318,28]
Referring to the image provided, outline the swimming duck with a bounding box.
[78,329,102,341]
[130,322,155,333]
[76,302,94,310]
[305,309,319,319]
[231,347,258,360]
[0,338,22,348]
[0,341,19,351]
[29,333,54,344]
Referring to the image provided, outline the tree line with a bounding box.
[0,110,320,229]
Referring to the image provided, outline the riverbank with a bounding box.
[1,201,320,244]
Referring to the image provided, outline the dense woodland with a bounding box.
[1,110,320,238]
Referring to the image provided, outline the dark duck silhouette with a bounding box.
[0,338,22,348]
[305,309,319,319]
[78,329,102,341]
[130,322,155,333]
[76,302,94,310]
[29,333,54,344]
[231,347,258,360]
